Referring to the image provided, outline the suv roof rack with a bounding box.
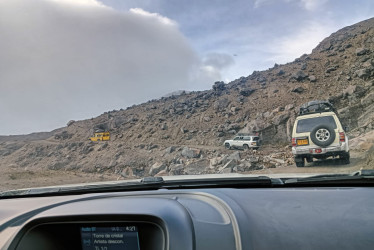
[298,100,337,116]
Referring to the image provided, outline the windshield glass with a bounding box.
[1,0,374,192]
[296,116,337,133]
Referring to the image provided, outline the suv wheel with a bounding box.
[340,152,350,164]
[310,124,336,147]
[306,156,313,163]
[243,144,250,150]
[295,157,305,167]
[225,143,231,149]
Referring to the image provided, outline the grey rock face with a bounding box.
[308,75,317,82]
[149,162,167,176]
[239,88,255,97]
[355,68,371,79]
[213,98,230,111]
[212,81,226,91]
[291,71,308,82]
[356,47,369,56]
[181,147,201,158]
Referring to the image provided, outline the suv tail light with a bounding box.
[339,132,346,142]
[292,138,297,147]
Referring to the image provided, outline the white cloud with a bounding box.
[49,0,104,7]
[265,21,333,63]
[197,53,235,83]
[129,8,177,26]
[0,0,220,135]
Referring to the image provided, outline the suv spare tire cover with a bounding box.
[310,124,336,147]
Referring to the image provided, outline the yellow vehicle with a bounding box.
[89,131,110,141]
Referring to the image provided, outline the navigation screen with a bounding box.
[81,226,140,250]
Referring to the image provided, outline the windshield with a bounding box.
[1,0,374,192]
[296,116,337,133]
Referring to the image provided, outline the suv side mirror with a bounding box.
[344,126,349,132]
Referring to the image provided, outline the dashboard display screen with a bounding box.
[81,226,140,250]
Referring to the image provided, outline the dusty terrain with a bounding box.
[1,18,374,191]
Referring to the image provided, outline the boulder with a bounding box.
[210,157,221,168]
[361,92,374,106]
[291,71,308,82]
[227,151,241,161]
[239,88,255,97]
[325,66,337,73]
[213,98,230,111]
[184,160,208,175]
[343,85,356,96]
[363,60,373,68]
[67,120,75,126]
[155,170,169,177]
[149,162,167,176]
[356,47,369,56]
[213,81,226,91]
[181,147,201,158]
[219,160,236,173]
[355,68,370,79]
[164,146,176,154]
[273,113,290,125]
[308,75,317,82]
[169,164,184,176]
[203,116,211,122]
[291,86,305,93]
[121,167,134,178]
[180,127,188,133]
[231,107,239,112]
[285,104,294,111]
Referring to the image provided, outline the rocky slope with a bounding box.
[1,17,374,183]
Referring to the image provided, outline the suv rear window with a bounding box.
[296,116,337,133]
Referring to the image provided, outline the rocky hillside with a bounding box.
[1,17,374,181]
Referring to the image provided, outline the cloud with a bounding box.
[254,0,328,11]
[0,0,221,135]
[196,53,235,82]
[299,0,328,11]
[50,0,105,7]
[265,21,333,63]
[203,53,235,70]
[254,0,274,8]
[129,8,177,26]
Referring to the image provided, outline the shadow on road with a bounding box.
[304,157,358,168]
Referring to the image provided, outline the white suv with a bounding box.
[224,134,261,150]
[291,101,349,167]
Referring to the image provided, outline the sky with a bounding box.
[0,0,373,135]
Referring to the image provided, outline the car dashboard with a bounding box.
[0,187,373,250]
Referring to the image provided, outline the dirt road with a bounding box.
[0,143,370,192]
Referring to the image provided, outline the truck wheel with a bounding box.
[340,152,350,164]
[310,124,336,147]
[295,157,305,167]
[225,143,231,149]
